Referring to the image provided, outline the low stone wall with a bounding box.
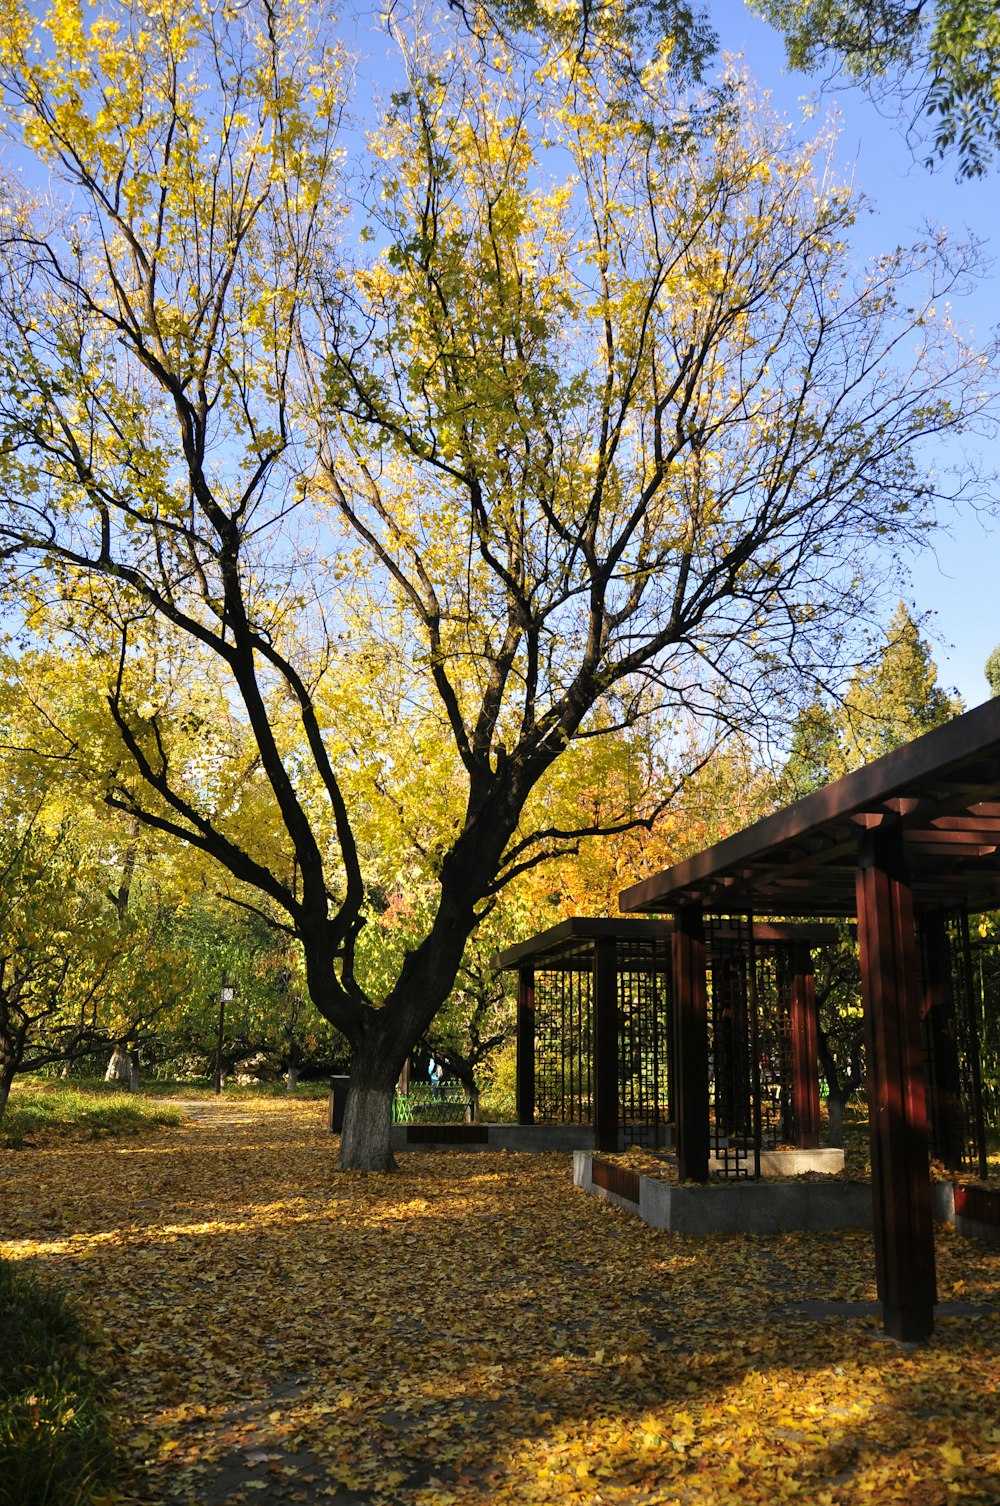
[710,1147,846,1177]
[574,1152,993,1238]
[390,1123,599,1153]
[952,1183,1000,1245]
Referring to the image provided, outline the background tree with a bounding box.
[985,643,1000,699]
[0,646,213,1088]
[170,898,348,1085]
[418,942,516,1117]
[837,602,963,765]
[783,603,962,797]
[0,815,114,1119]
[0,643,349,1089]
[0,0,992,1168]
[811,933,865,1147]
[749,0,1000,177]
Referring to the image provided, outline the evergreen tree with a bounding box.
[782,700,843,798]
[838,603,962,768]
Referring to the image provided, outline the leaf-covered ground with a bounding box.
[2,1098,999,1505]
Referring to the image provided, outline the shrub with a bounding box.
[0,1259,118,1505]
[478,1040,518,1123]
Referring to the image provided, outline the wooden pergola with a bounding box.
[494,917,835,1159]
[620,697,1000,1343]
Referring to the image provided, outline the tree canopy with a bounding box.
[749,0,1000,177]
[441,0,1000,179]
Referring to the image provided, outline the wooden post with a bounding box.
[919,911,966,1172]
[516,967,535,1127]
[790,942,821,1150]
[593,938,619,1154]
[856,827,936,1343]
[672,905,710,1183]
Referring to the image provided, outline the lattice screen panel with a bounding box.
[534,966,593,1125]
[617,937,672,1149]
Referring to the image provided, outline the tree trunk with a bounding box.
[300,780,519,1172]
[285,1037,302,1092]
[444,1059,480,1121]
[827,1092,847,1148]
[105,1042,130,1085]
[338,1046,402,1172]
[128,1047,140,1093]
[0,1062,14,1121]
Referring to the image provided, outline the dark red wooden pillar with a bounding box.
[920,910,966,1172]
[516,966,535,1126]
[790,942,821,1150]
[856,827,936,1343]
[671,905,710,1183]
[593,937,619,1153]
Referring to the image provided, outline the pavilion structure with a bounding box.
[620,697,1000,1343]
[494,917,837,1168]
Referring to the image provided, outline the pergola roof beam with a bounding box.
[620,698,1000,917]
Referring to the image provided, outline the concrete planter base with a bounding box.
[390,1123,677,1153]
[710,1147,846,1178]
[391,1123,599,1153]
[575,1152,989,1238]
[951,1183,1000,1244]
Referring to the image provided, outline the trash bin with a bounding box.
[329,1075,351,1133]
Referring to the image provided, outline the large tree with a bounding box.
[0,0,992,1168]
[985,643,1000,698]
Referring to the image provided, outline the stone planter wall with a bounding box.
[575,1152,999,1240]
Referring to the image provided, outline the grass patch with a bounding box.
[139,1076,332,1101]
[0,1258,118,1506]
[1,1080,182,1150]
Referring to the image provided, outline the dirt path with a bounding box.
[2,1102,999,1505]
[166,1096,288,1126]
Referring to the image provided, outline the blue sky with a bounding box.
[720,4,1000,709]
